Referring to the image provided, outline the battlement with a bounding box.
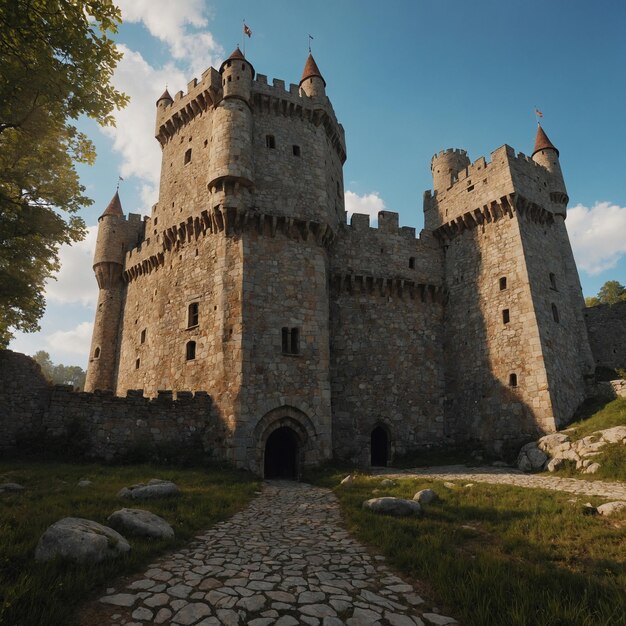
[346,211,416,239]
[431,147,468,163]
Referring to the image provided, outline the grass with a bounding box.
[0,460,259,626]
[310,470,626,626]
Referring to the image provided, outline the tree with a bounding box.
[586,280,626,307]
[32,350,86,389]
[0,0,127,346]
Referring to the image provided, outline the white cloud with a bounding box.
[567,201,626,275]
[46,322,94,357]
[45,226,98,306]
[344,190,387,225]
[116,0,222,75]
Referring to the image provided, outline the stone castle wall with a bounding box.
[584,301,626,370]
[0,350,226,460]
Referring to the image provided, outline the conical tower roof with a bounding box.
[533,124,559,157]
[156,88,172,105]
[219,46,254,76]
[99,190,123,219]
[300,53,326,86]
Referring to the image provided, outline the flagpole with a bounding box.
[242,19,245,56]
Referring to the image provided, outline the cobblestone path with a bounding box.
[379,465,626,500]
[87,481,457,626]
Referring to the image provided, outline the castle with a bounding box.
[83,48,595,476]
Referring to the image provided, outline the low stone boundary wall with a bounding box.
[0,350,227,461]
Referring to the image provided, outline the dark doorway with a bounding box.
[264,426,299,479]
[371,426,389,466]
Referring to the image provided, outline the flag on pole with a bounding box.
[243,23,252,37]
[535,108,543,118]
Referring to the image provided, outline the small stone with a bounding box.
[298,591,326,604]
[99,593,137,607]
[144,592,170,607]
[380,479,395,487]
[546,458,563,472]
[300,603,337,618]
[154,607,172,624]
[0,483,25,493]
[131,607,153,621]
[412,489,438,504]
[168,583,193,598]
[362,497,422,517]
[443,482,459,490]
[386,612,417,626]
[117,481,180,499]
[275,616,299,626]
[340,475,354,485]
[108,508,174,539]
[77,480,92,487]
[597,501,626,516]
[584,463,601,474]
[236,594,266,612]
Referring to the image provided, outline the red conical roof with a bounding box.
[228,47,245,61]
[533,124,559,157]
[100,190,123,219]
[156,88,172,105]
[300,53,326,86]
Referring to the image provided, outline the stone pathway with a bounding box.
[378,465,626,500]
[85,481,457,626]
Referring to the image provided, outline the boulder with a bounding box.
[362,497,422,517]
[516,443,548,472]
[77,480,92,488]
[108,508,174,539]
[413,489,438,504]
[340,475,354,486]
[118,480,180,500]
[0,482,25,493]
[443,481,459,490]
[597,501,626,517]
[599,426,626,444]
[35,517,130,563]
[380,479,396,487]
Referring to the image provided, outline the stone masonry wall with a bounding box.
[584,300,626,370]
[1,351,226,460]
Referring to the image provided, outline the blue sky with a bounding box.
[10,0,626,366]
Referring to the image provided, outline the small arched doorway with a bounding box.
[264,426,299,479]
[370,425,389,466]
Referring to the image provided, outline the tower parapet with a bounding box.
[299,53,326,99]
[431,148,470,193]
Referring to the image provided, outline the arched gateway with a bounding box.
[264,426,299,479]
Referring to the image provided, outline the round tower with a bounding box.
[208,48,255,188]
[84,191,127,392]
[431,148,470,192]
[156,88,173,111]
[299,53,326,98]
[532,124,568,209]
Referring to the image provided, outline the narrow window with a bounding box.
[184,148,192,164]
[552,303,560,323]
[154,217,158,225]
[509,373,518,387]
[549,272,557,290]
[94,346,100,359]
[502,309,510,324]
[281,327,289,353]
[188,302,199,328]
[266,135,276,149]
[186,340,196,361]
[499,276,507,290]
[409,257,415,269]
[292,145,301,156]
[140,329,146,344]
[227,75,232,82]
[135,358,140,370]
[337,181,341,198]
[241,63,245,70]
[290,328,299,355]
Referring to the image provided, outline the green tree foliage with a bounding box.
[33,350,86,389]
[0,0,127,346]
[586,280,626,307]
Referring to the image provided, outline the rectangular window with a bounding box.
[499,277,507,290]
[292,145,301,156]
[502,309,510,324]
[184,148,192,164]
[140,329,146,344]
[186,340,196,361]
[188,302,199,328]
[282,327,300,355]
[266,135,276,149]
[549,272,557,291]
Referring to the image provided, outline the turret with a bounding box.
[85,191,138,392]
[219,47,254,102]
[299,53,326,99]
[431,148,470,193]
[532,124,568,209]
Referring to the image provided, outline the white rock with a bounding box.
[546,458,563,472]
[0,482,25,492]
[537,433,570,454]
[362,497,422,517]
[77,480,92,487]
[596,501,626,516]
[599,426,626,444]
[117,480,180,499]
[422,614,457,625]
[380,478,396,487]
[413,489,438,504]
[35,517,130,563]
[108,508,174,539]
[584,463,601,474]
[99,593,138,607]
[340,475,354,485]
